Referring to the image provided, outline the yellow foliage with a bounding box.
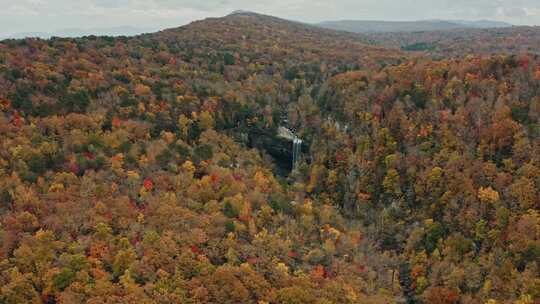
[254,171,270,192]
[111,153,124,173]
[114,85,129,97]
[182,161,196,173]
[48,183,64,192]
[478,186,500,204]
[301,199,313,215]
[327,170,338,188]
[139,186,150,198]
[9,145,24,158]
[513,295,533,304]
[178,114,193,138]
[138,155,149,168]
[275,262,289,276]
[384,154,398,168]
[383,169,401,194]
[199,111,215,130]
[126,170,140,180]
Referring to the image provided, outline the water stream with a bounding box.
[292,136,302,170]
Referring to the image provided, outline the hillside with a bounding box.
[0,12,404,304]
[363,26,540,57]
[158,12,403,69]
[0,11,540,304]
[317,19,511,33]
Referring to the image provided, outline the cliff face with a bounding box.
[247,126,307,174]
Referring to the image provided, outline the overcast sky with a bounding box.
[1,0,539,36]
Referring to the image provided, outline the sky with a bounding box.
[1,0,539,37]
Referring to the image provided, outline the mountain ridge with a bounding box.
[317,18,512,33]
[2,11,513,40]
[2,26,156,40]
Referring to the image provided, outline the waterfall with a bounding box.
[292,136,302,169]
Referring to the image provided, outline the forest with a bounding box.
[0,11,540,304]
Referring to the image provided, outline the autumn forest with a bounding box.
[1,10,540,304]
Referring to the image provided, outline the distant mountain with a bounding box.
[451,20,513,28]
[2,26,155,40]
[3,32,51,39]
[317,19,512,33]
[52,26,155,37]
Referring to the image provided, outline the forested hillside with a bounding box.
[363,26,540,57]
[0,11,539,304]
